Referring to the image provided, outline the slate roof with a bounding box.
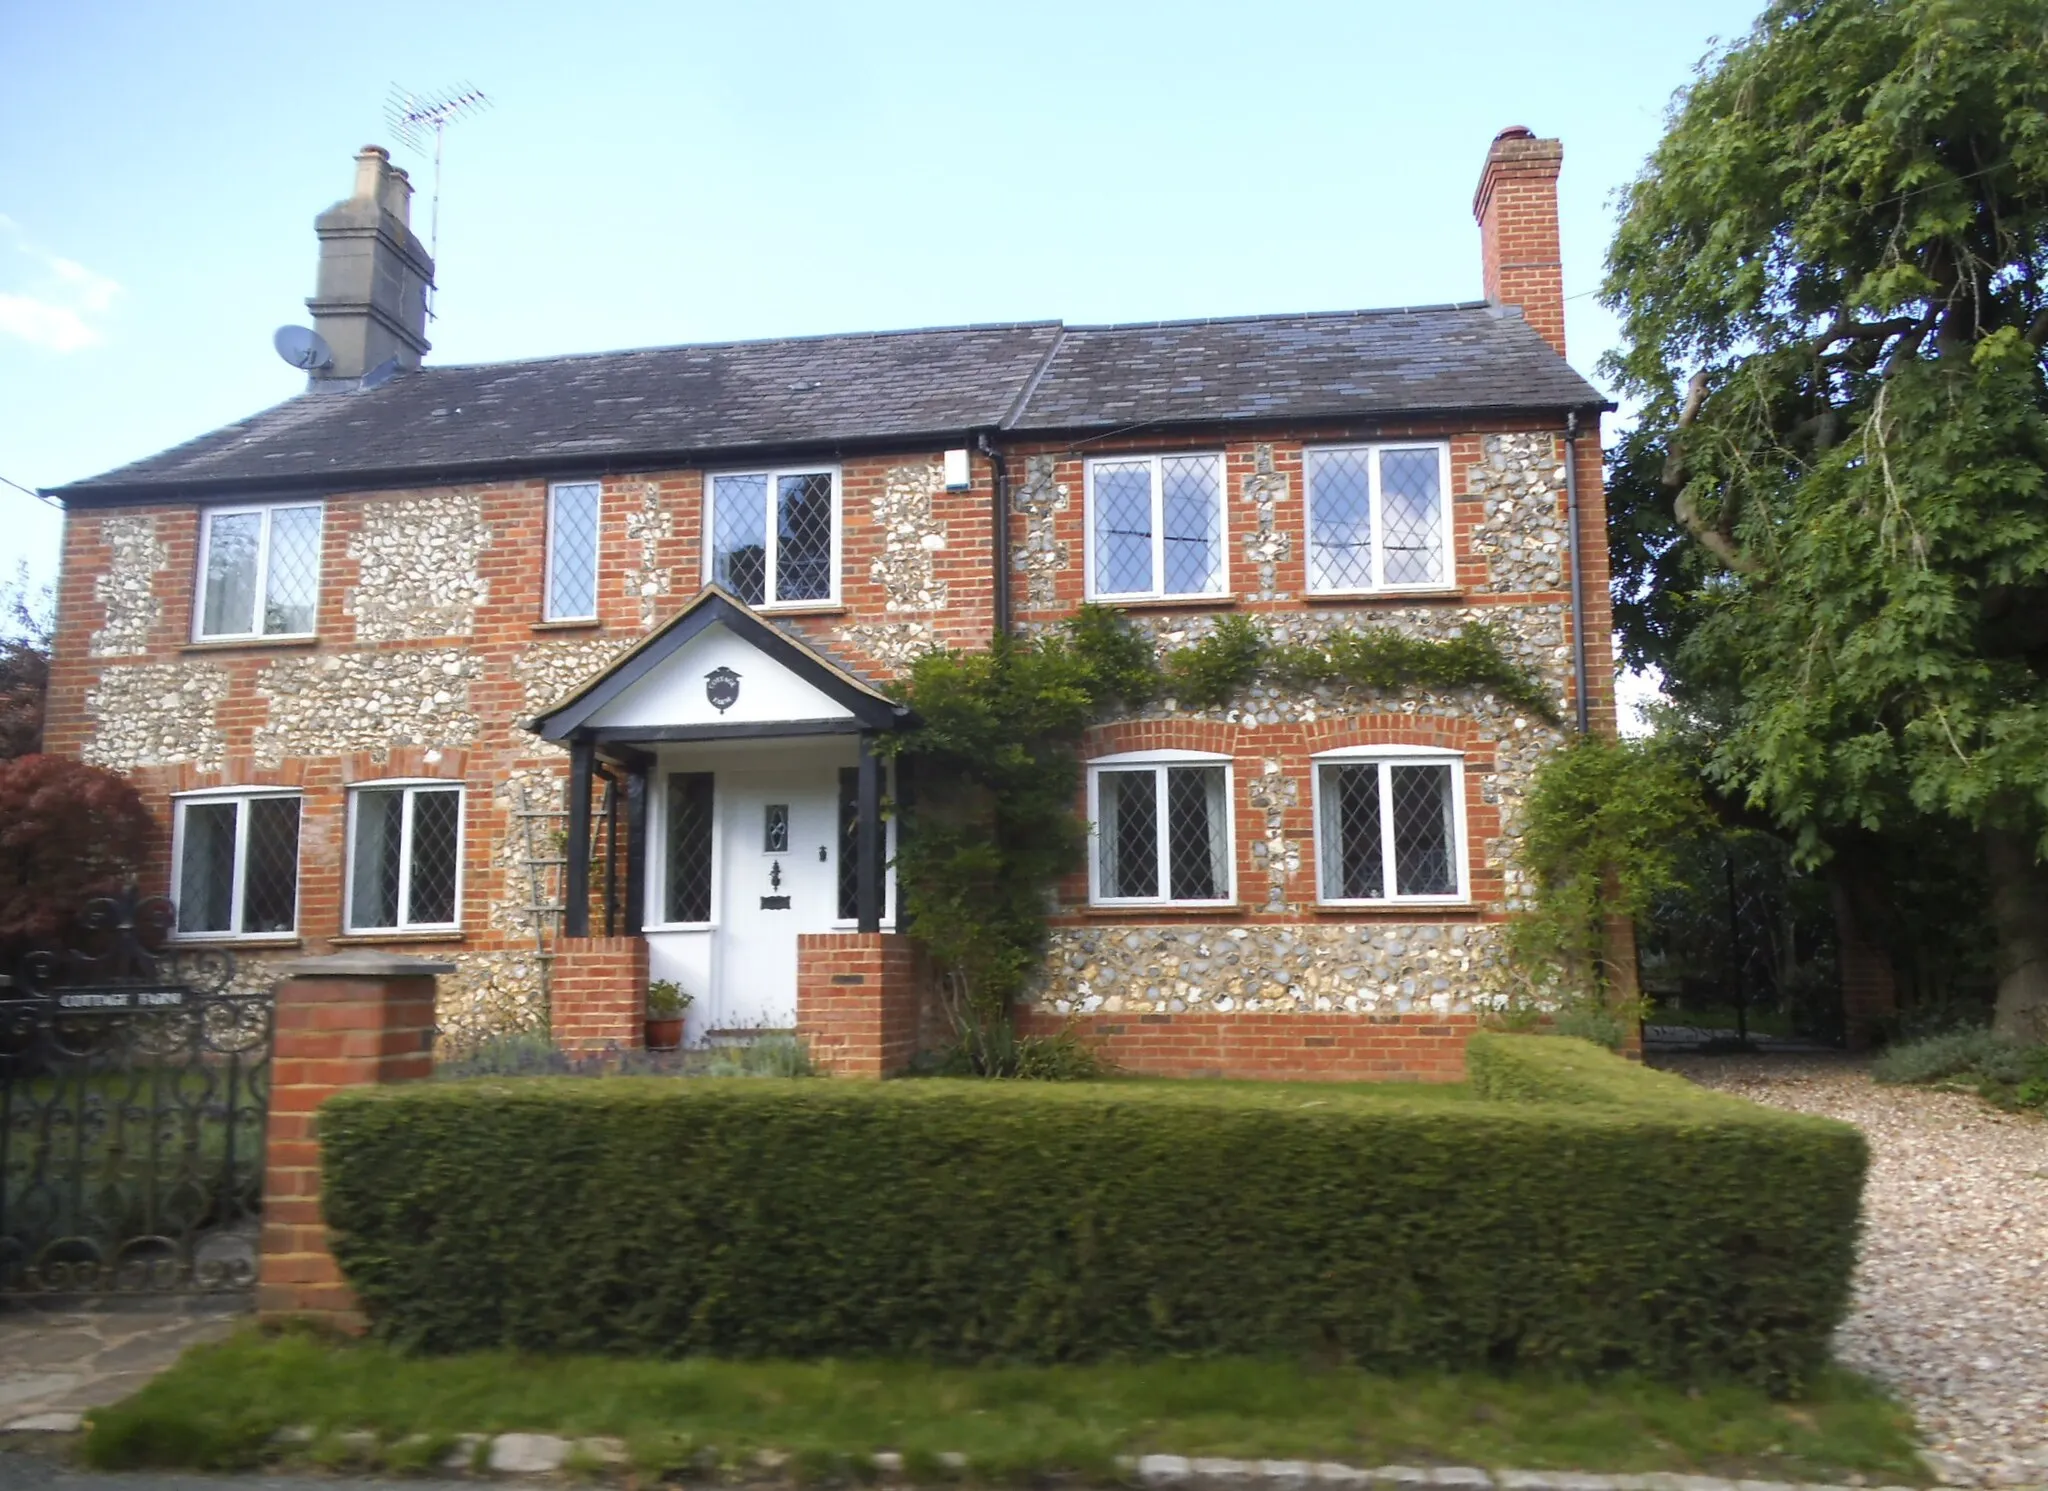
[54,303,1607,502]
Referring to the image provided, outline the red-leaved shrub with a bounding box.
[0,756,156,961]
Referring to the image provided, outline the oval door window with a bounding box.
[763,804,790,854]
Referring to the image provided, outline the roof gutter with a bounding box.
[1564,409,1590,735]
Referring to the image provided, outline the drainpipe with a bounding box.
[978,433,1010,639]
[1563,410,1591,735]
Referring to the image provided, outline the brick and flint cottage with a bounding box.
[41,127,1622,1077]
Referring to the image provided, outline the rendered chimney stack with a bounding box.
[306,145,435,382]
[1472,127,1567,358]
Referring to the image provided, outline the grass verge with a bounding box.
[80,1329,1927,1484]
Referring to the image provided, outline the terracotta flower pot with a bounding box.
[645,1017,685,1051]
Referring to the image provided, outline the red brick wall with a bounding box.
[1473,129,1567,358]
[259,964,440,1329]
[796,932,923,1077]
[1019,1009,1476,1082]
[551,935,650,1051]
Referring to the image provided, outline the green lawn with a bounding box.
[81,1329,1928,1484]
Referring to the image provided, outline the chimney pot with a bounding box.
[1473,127,1567,358]
[352,145,391,201]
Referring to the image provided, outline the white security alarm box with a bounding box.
[943,448,971,490]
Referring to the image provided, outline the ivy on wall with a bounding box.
[881,608,1554,1066]
[1502,734,1710,1044]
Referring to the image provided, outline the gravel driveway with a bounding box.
[1656,1055,2048,1488]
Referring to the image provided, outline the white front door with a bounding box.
[712,770,840,1033]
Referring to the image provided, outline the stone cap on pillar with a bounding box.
[280,952,459,978]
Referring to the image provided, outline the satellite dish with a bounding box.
[273,325,334,372]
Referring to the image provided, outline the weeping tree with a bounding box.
[1604,0,2048,1041]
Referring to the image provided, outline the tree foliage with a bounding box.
[0,756,157,963]
[1602,0,2048,1039]
[0,566,50,759]
[1507,735,1712,1035]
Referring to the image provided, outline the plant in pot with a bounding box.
[645,980,692,1051]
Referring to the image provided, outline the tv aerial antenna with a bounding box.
[384,82,491,319]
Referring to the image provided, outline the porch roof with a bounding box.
[526,586,910,744]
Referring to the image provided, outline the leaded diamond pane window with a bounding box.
[174,793,301,937]
[1087,454,1225,599]
[709,469,836,605]
[1306,444,1446,592]
[835,765,893,923]
[710,474,769,604]
[1093,761,1231,904]
[838,768,860,921]
[1318,765,1384,901]
[1316,758,1462,902]
[348,784,463,932]
[777,473,834,602]
[665,773,714,924]
[197,503,323,639]
[546,481,602,620]
[1092,461,1155,595]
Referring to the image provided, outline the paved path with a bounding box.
[0,1303,243,1432]
[1658,1055,2048,1489]
[0,1447,464,1489]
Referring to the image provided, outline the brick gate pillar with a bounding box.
[257,952,451,1330]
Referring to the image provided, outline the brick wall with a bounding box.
[1019,1008,1476,1082]
[258,956,444,1329]
[551,935,649,1051]
[796,932,924,1077]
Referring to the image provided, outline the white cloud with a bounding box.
[0,215,121,352]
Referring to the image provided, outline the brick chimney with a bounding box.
[305,146,435,382]
[1473,127,1566,358]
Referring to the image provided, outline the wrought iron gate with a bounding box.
[0,891,271,1296]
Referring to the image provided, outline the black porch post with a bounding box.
[565,738,594,938]
[857,731,883,934]
[623,762,649,937]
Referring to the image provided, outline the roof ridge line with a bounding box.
[1060,302,1492,333]
[1001,324,1068,430]
[426,319,1067,373]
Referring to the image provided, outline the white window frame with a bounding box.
[1085,748,1236,907]
[192,500,325,642]
[646,769,721,932]
[1310,745,1469,906]
[343,780,466,934]
[543,480,603,621]
[168,787,303,942]
[1083,453,1229,601]
[701,464,843,609]
[1303,442,1453,594]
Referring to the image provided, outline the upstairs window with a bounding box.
[1087,454,1226,600]
[195,502,323,640]
[544,481,602,621]
[1305,444,1449,592]
[346,782,464,933]
[708,468,838,606]
[171,790,302,938]
[1314,749,1466,903]
[1088,752,1233,905]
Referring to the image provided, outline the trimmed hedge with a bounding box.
[318,1039,1865,1390]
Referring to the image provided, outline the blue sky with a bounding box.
[0,0,1759,593]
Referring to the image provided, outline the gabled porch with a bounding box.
[525,587,927,1071]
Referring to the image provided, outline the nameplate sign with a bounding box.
[53,986,191,1013]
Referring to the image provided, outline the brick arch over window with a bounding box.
[1082,718,1241,760]
[1302,714,1492,765]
